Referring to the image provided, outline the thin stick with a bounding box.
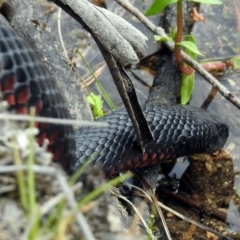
[110,188,152,235]
[133,170,172,240]
[57,8,69,61]
[158,202,234,240]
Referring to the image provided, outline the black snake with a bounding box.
[0,18,229,177]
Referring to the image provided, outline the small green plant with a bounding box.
[145,0,222,104]
[87,92,105,119]
[229,56,240,71]
[74,48,115,111]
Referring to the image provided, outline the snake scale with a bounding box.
[0,18,229,177]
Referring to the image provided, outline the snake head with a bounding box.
[179,105,229,155]
[210,122,229,152]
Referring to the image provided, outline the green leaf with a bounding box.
[236,184,240,197]
[185,34,197,60]
[181,73,195,105]
[230,56,240,71]
[87,92,104,119]
[176,41,204,56]
[145,0,178,16]
[180,34,196,105]
[169,26,177,39]
[188,0,222,4]
[154,35,172,42]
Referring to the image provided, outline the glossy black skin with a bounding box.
[75,104,229,177]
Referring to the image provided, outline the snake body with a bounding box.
[0,18,229,177]
[0,18,76,171]
[75,104,228,176]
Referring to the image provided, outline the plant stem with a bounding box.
[27,107,36,214]
[13,143,27,209]
[175,0,193,74]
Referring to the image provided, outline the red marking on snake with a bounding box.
[133,162,140,168]
[4,93,15,105]
[16,105,28,114]
[2,76,16,91]
[108,167,116,177]
[33,100,43,115]
[16,88,29,104]
[37,132,47,145]
[39,122,48,131]
[118,162,124,172]
[133,155,139,164]
[126,158,133,168]
[143,153,148,162]
[165,154,170,159]
[48,130,59,144]
[160,153,165,160]
[52,145,64,161]
[151,153,157,160]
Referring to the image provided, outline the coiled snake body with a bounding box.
[0,19,229,177]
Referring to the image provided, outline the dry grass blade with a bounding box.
[132,170,172,240]
[55,170,96,240]
[0,112,108,127]
[57,8,69,62]
[110,187,155,238]
[80,63,106,88]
